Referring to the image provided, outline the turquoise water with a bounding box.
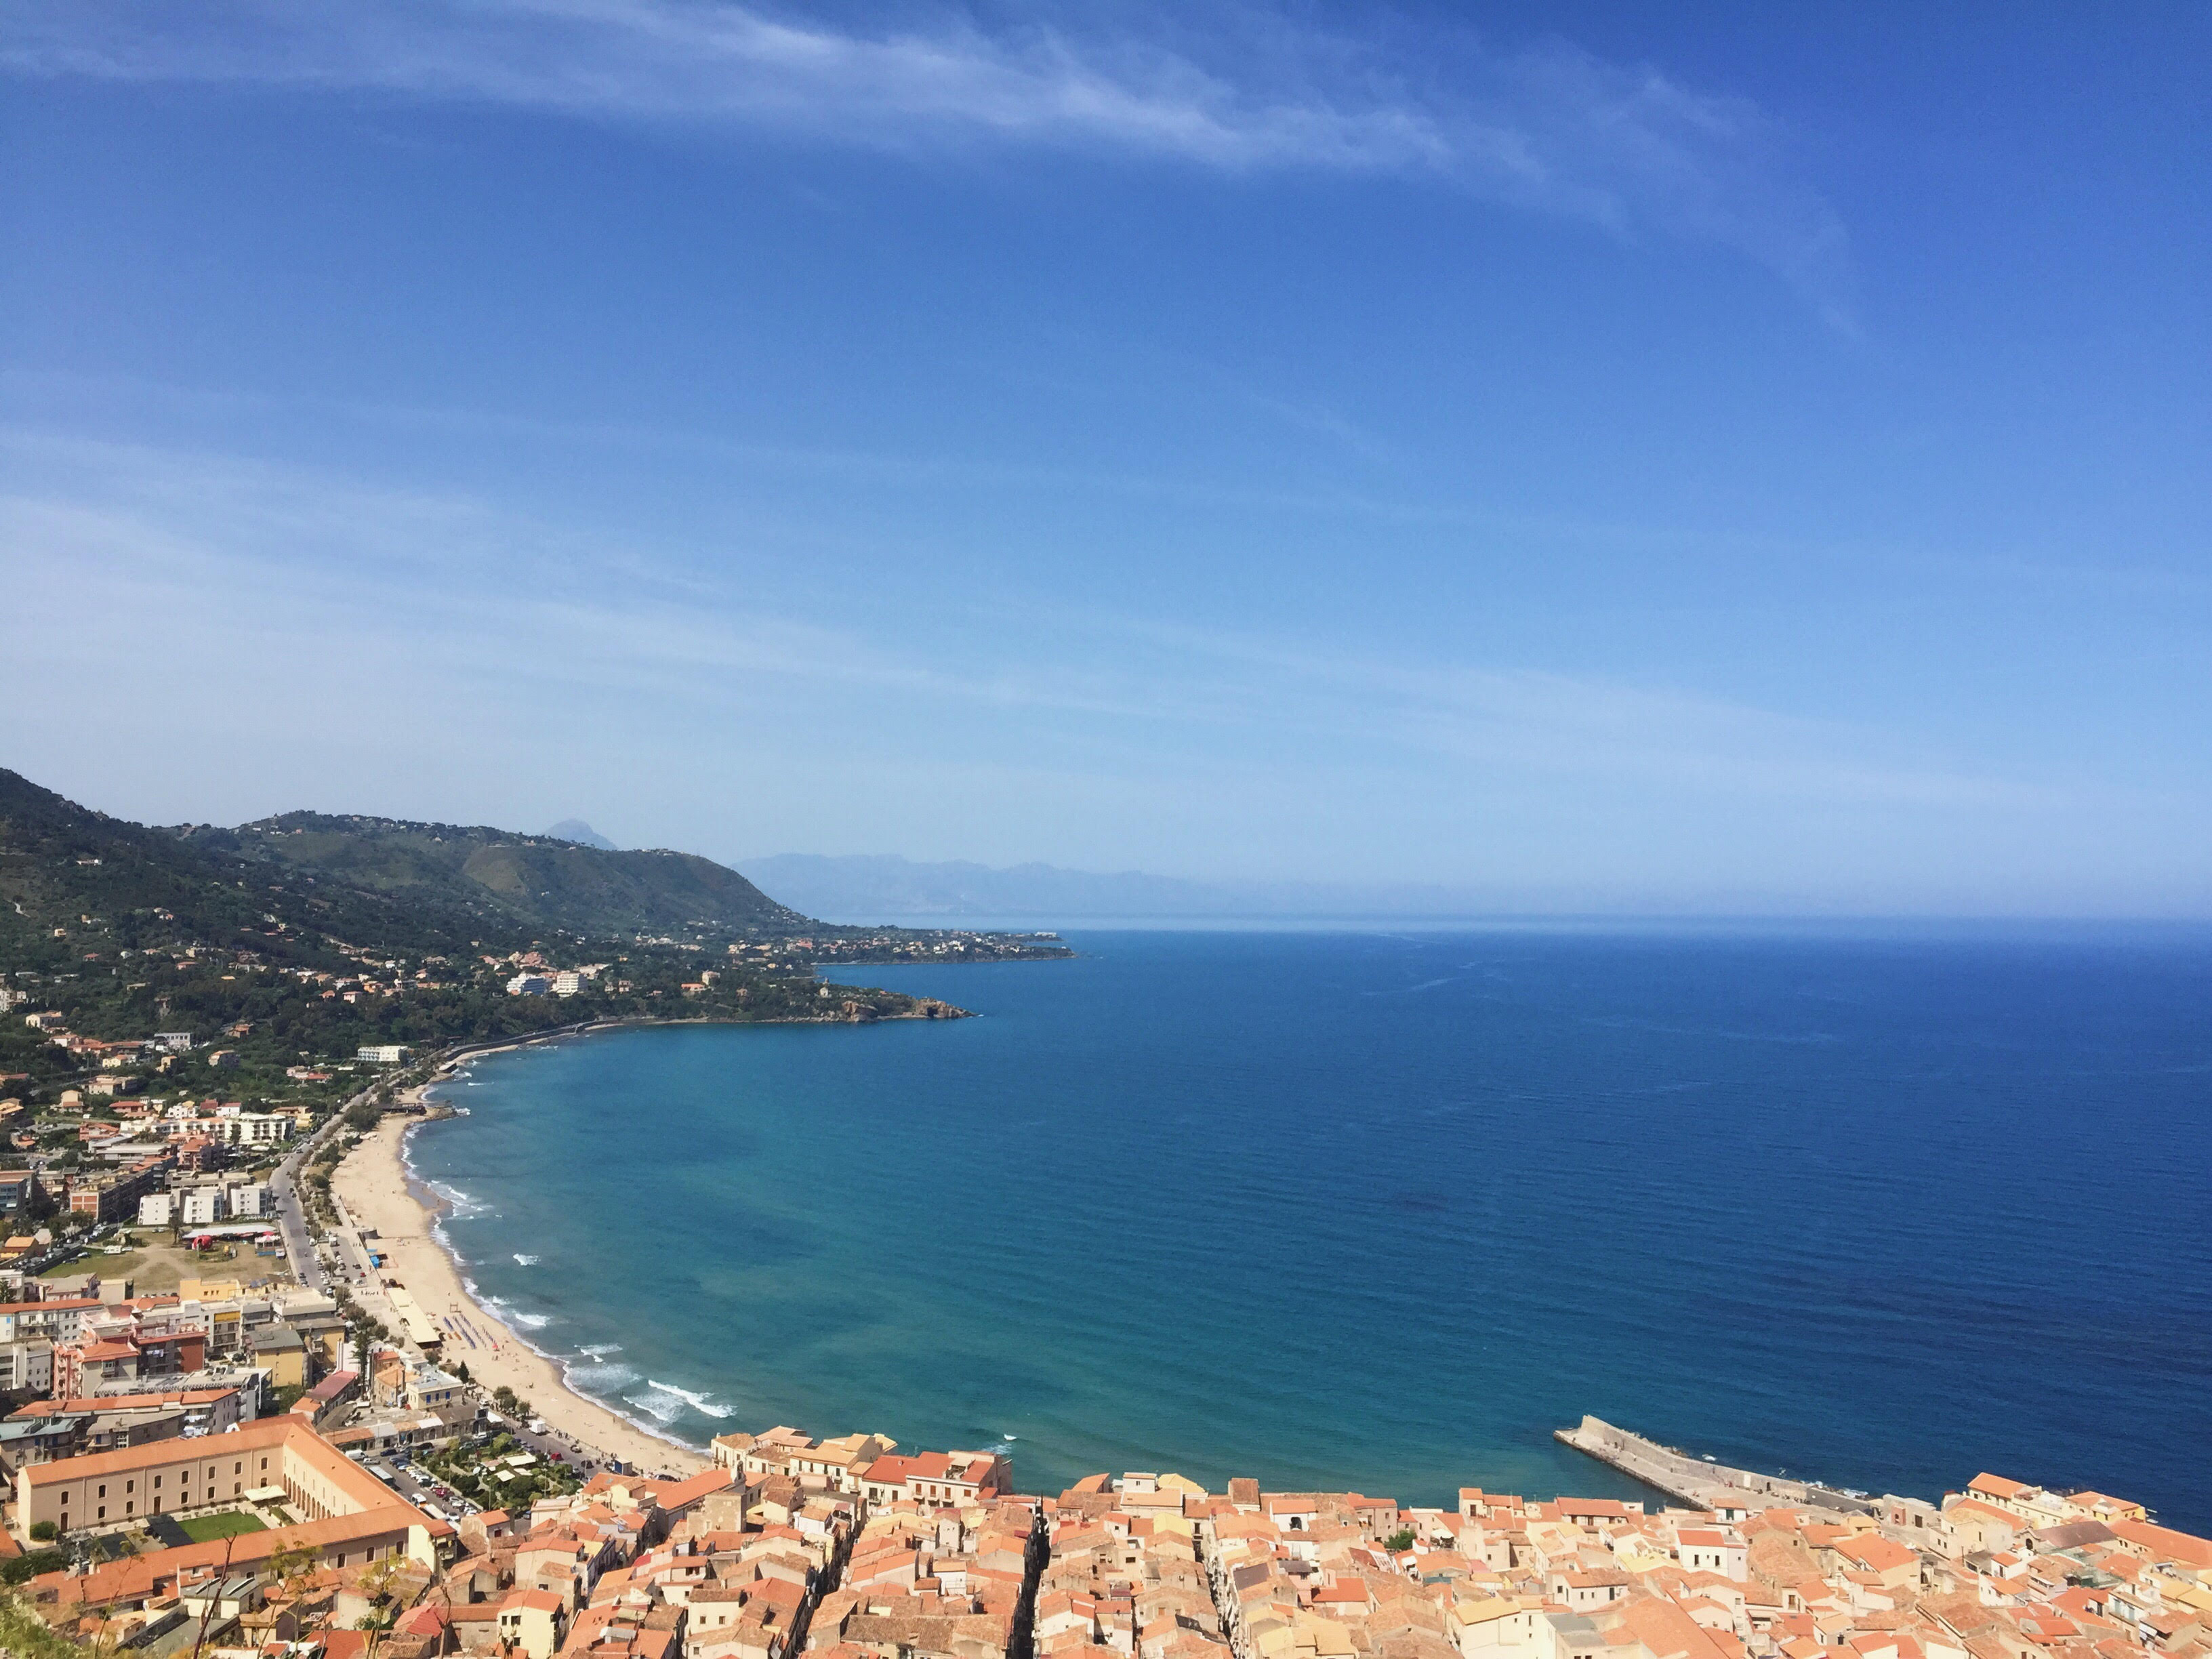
[411,927,2212,1527]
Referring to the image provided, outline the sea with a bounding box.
[407,924,2212,1530]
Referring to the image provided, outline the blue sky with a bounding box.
[2,2,2207,913]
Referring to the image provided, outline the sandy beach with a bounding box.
[330,1112,708,1479]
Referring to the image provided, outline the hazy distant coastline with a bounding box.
[740,853,1513,922]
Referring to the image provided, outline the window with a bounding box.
[98,1505,106,1519]
[98,1483,107,1498]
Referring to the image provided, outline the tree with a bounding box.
[352,1557,407,1659]
[0,1591,95,1658]
[1383,1527,1416,1552]
[1,1551,68,1586]
[30,1521,58,1542]
[264,1538,323,1619]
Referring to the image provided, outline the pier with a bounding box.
[1557,1415,1877,1517]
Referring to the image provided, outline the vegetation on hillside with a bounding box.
[0,766,1068,1133]
[2,765,1069,962]
[181,811,810,941]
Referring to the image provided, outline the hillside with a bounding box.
[1,768,1071,967]
[0,767,1063,1126]
[187,811,808,943]
[0,766,317,968]
[0,768,804,963]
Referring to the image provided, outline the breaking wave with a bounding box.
[424,1179,490,1219]
[567,1359,641,1394]
[623,1388,686,1425]
[642,1379,733,1419]
[481,1294,554,1332]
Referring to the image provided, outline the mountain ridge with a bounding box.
[190,808,808,941]
[0,767,810,956]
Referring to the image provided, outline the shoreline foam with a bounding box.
[331,1111,710,1479]
[394,1117,722,1460]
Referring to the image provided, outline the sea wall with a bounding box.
[1557,1415,1877,1517]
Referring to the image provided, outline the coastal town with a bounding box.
[3,1028,2207,1659]
[2,1049,2209,1659]
[3,777,2207,1658]
[5,1359,2211,1659]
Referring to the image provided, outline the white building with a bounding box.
[152,1032,195,1052]
[506,974,552,996]
[357,1044,413,1065]
[180,1187,226,1227]
[138,1192,176,1227]
[0,1338,54,1395]
[552,971,584,996]
[167,1111,293,1148]
[226,1183,268,1219]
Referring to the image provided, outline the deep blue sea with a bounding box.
[410,927,2212,1530]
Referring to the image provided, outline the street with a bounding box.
[266,1084,368,1293]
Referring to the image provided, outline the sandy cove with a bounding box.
[331,1114,708,1480]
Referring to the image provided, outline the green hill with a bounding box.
[0,766,278,967]
[0,768,803,960]
[191,811,808,943]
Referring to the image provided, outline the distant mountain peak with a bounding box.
[545,818,617,851]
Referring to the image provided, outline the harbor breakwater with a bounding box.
[1558,1416,1880,1517]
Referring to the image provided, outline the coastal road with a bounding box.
[271,1062,424,1292]
[268,1091,361,1292]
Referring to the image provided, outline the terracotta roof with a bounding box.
[1834,1536,1917,1573]
[12,1386,241,1416]
[2108,1519,2212,1570]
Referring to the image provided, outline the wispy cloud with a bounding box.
[9,428,2200,911]
[3,428,2034,815]
[0,0,1851,316]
